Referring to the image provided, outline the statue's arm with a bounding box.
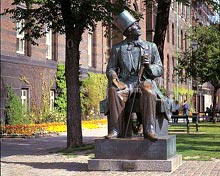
[106,46,119,86]
[145,43,164,78]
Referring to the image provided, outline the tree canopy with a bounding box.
[177,25,220,88]
[176,24,220,115]
[2,0,127,44]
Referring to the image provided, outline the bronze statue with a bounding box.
[105,10,172,141]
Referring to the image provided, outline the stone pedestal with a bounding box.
[88,155,182,172]
[88,135,182,171]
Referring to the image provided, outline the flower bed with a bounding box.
[0,118,107,137]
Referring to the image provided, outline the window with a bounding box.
[50,90,55,111]
[171,0,174,9]
[179,2,182,15]
[167,55,170,82]
[177,28,180,48]
[46,27,58,60]
[133,1,139,11]
[182,5,185,17]
[185,33,188,51]
[181,30,183,49]
[46,28,52,59]
[88,32,92,67]
[172,57,175,82]
[167,23,170,43]
[172,23,175,45]
[167,55,170,90]
[21,89,28,112]
[16,20,25,54]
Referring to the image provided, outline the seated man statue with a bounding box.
[105,10,171,140]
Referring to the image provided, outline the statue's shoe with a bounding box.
[144,133,158,141]
[105,130,118,139]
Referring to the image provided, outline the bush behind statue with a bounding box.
[55,63,108,120]
[80,72,107,120]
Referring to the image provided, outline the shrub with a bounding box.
[55,63,67,113]
[5,87,30,125]
[80,72,107,120]
[55,63,108,120]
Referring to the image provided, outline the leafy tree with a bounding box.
[176,25,220,119]
[144,0,219,62]
[2,0,126,147]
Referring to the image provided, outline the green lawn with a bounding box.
[169,122,220,160]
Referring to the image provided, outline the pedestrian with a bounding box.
[182,100,190,116]
[173,100,180,123]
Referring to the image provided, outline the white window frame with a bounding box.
[88,32,92,67]
[46,28,52,60]
[21,89,28,112]
[171,0,174,9]
[50,90,55,111]
[16,19,25,54]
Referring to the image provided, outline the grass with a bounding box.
[169,122,220,160]
[51,144,95,158]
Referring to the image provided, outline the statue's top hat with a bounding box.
[114,10,137,33]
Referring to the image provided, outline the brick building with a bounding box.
[1,0,214,124]
[0,1,111,124]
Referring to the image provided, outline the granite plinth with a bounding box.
[94,135,176,160]
[88,154,182,171]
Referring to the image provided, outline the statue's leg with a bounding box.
[105,87,128,139]
[139,80,158,140]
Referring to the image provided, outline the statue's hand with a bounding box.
[112,78,127,90]
[110,71,127,90]
[141,54,150,68]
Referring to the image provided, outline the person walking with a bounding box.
[182,100,190,116]
[173,100,180,123]
[182,100,190,123]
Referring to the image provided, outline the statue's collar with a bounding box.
[125,39,145,50]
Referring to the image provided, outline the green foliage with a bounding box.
[55,63,66,113]
[176,25,220,88]
[174,85,194,110]
[1,0,128,44]
[174,86,194,97]
[55,64,108,119]
[5,87,30,125]
[40,109,66,123]
[80,72,108,120]
[158,86,166,95]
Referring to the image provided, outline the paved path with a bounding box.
[1,127,220,176]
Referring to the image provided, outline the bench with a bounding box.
[171,115,199,133]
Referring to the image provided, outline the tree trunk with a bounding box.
[60,0,84,148]
[65,30,83,147]
[153,0,171,63]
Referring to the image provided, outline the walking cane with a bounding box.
[124,64,145,137]
[124,48,149,138]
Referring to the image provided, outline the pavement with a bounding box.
[1,126,220,176]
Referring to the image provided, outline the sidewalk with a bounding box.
[1,127,220,176]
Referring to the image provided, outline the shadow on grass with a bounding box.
[49,144,95,158]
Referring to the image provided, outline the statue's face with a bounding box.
[127,22,141,37]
